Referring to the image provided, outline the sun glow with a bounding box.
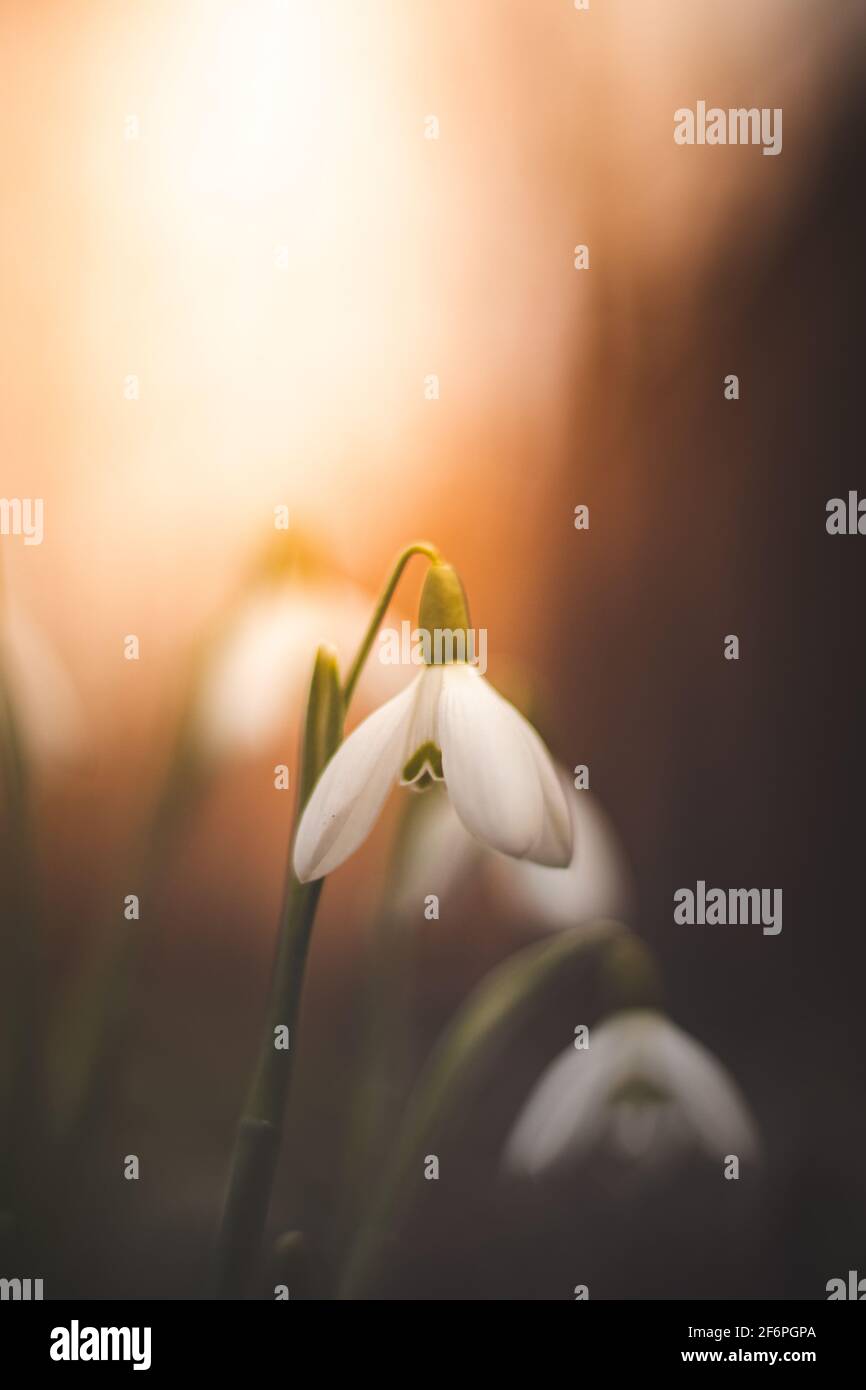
[179,1,329,204]
[71,0,421,550]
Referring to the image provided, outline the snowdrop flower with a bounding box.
[0,599,84,764]
[293,561,572,883]
[504,1009,759,1177]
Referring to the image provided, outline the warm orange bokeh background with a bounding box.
[2,0,865,1297]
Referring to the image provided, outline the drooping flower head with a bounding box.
[293,559,572,882]
[504,1008,759,1178]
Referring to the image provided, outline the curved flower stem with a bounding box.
[341,542,440,706]
[338,922,658,1298]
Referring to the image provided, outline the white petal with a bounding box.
[650,1015,760,1162]
[504,1009,759,1178]
[438,666,570,864]
[492,770,635,930]
[292,674,421,882]
[399,665,445,784]
[517,739,574,868]
[503,1023,633,1176]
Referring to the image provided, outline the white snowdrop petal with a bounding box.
[652,1017,760,1162]
[503,1024,629,1176]
[399,664,445,783]
[518,737,574,868]
[406,663,443,752]
[494,772,635,930]
[437,666,546,860]
[503,1009,759,1178]
[292,674,421,882]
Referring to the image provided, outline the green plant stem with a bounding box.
[214,642,343,1299]
[341,542,439,705]
[213,873,324,1298]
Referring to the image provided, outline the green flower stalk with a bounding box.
[341,542,440,705]
[214,644,342,1298]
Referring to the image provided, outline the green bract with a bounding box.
[417,562,470,659]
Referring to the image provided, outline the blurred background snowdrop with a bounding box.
[194,582,371,759]
[390,768,635,933]
[0,591,85,769]
[187,536,405,766]
[504,1009,759,1182]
